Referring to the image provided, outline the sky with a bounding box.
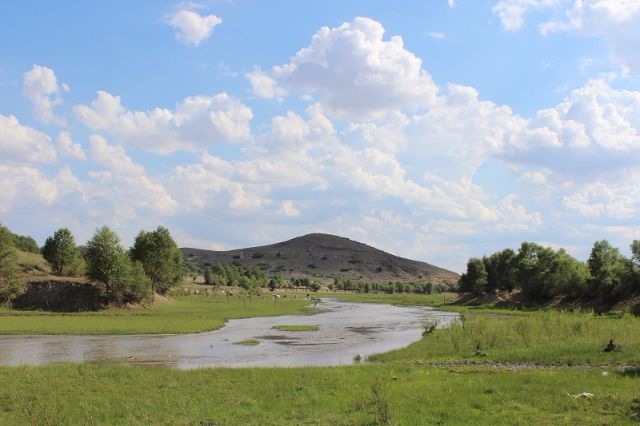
[1,0,640,272]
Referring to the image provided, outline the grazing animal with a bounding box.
[272,293,281,305]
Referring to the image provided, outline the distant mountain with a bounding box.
[181,233,459,284]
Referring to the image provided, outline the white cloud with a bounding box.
[268,17,439,119]
[492,0,564,31]
[85,135,178,218]
[168,9,222,46]
[279,201,301,217]
[245,69,287,99]
[0,114,57,163]
[540,0,640,74]
[493,0,640,74]
[0,164,59,212]
[22,65,66,125]
[75,91,253,154]
[89,134,145,175]
[501,79,640,179]
[427,31,445,39]
[57,131,86,161]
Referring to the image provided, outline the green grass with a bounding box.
[0,364,637,425]
[370,310,640,365]
[321,291,458,308]
[234,338,260,345]
[0,293,310,335]
[321,291,640,365]
[272,324,319,331]
[15,250,50,274]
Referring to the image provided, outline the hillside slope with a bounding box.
[182,233,459,284]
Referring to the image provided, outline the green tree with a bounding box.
[85,226,129,303]
[587,240,626,298]
[0,225,23,307]
[12,234,39,253]
[123,260,153,303]
[458,258,487,295]
[42,228,79,276]
[204,266,213,284]
[483,248,517,293]
[130,227,184,294]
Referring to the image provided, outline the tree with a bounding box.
[130,227,184,294]
[0,225,23,307]
[12,234,39,253]
[483,249,517,293]
[587,240,626,298]
[85,226,130,303]
[204,266,213,284]
[123,260,152,303]
[42,228,79,276]
[458,258,487,295]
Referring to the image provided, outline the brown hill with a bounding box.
[181,233,459,285]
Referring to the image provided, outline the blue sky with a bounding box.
[1,0,640,272]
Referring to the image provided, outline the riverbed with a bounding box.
[0,299,458,368]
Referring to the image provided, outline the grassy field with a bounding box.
[324,292,640,365]
[0,293,311,335]
[0,364,637,425]
[320,291,458,308]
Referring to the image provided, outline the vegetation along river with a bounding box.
[0,299,458,368]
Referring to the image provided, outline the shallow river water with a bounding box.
[0,299,458,369]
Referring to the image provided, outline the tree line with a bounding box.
[0,224,184,307]
[459,240,640,303]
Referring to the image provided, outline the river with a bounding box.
[0,299,458,369]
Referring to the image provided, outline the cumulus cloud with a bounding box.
[168,9,222,46]
[492,0,563,31]
[57,131,86,160]
[74,91,253,154]
[501,79,640,180]
[22,65,67,125]
[0,114,57,163]
[245,69,287,99]
[540,0,640,73]
[265,17,439,119]
[86,135,178,217]
[0,164,59,212]
[493,0,640,74]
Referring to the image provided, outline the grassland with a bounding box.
[0,293,310,335]
[0,364,637,425]
[323,291,640,365]
[2,290,639,424]
[272,324,319,331]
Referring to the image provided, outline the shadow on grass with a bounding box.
[618,367,640,378]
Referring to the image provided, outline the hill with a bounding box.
[181,233,459,285]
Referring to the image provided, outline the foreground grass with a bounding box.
[0,293,310,335]
[0,364,637,425]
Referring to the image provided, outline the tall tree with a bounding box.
[483,248,517,293]
[85,226,129,302]
[587,240,626,298]
[204,266,213,284]
[130,227,184,294]
[458,258,487,295]
[42,228,79,276]
[0,225,23,307]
